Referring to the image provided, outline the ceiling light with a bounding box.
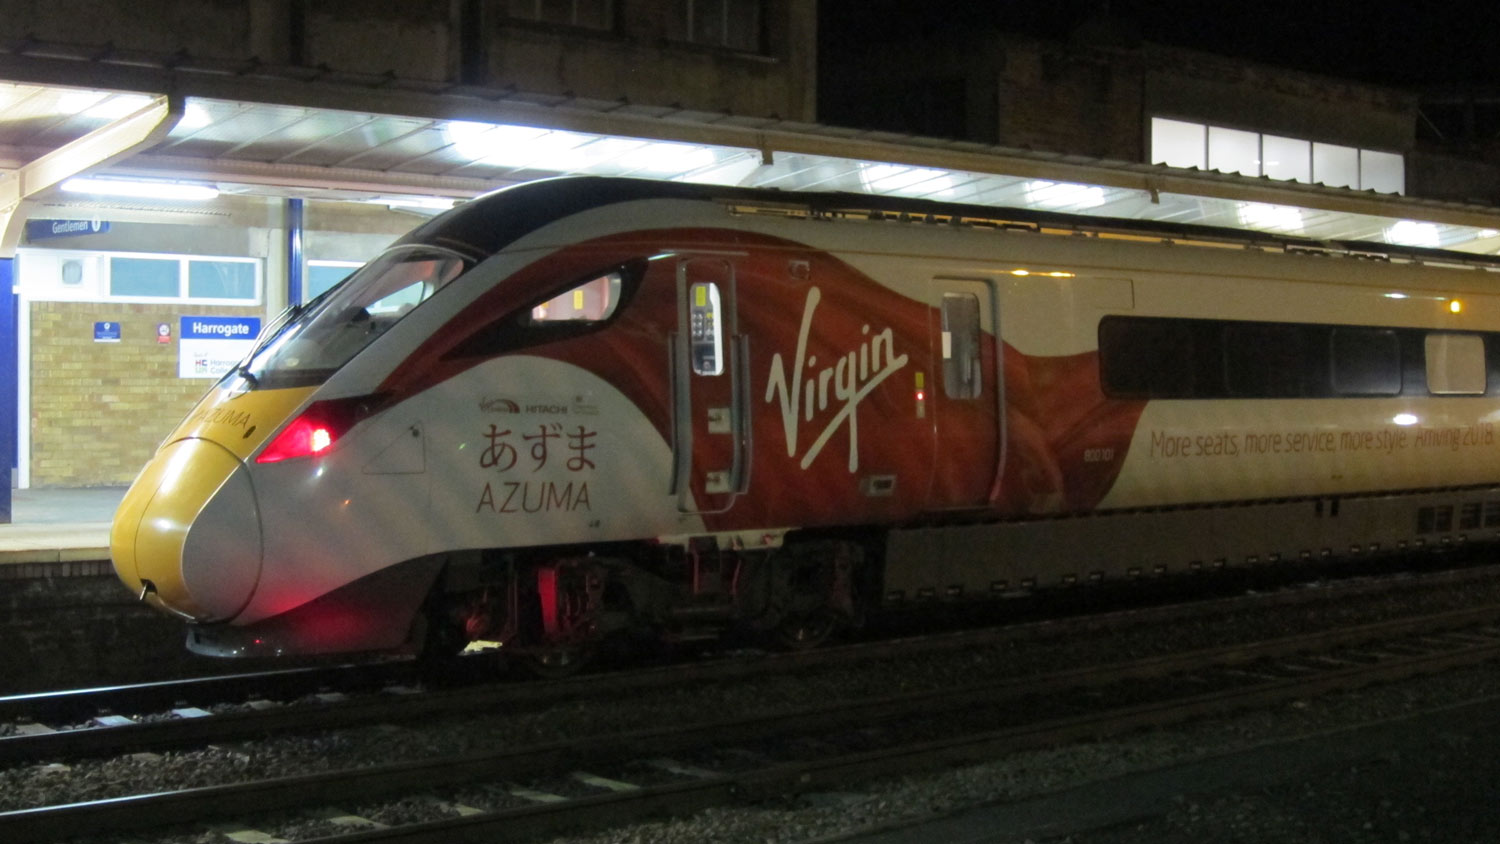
[1024,180,1106,209]
[1385,220,1441,248]
[60,177,219,201]
[1237,202,1304,233]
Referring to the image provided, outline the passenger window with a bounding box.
[1425,333,1486,395]
[941,293,982,399]
[530,271,623,324]
[1224,324,1306,397]
[1330,328,1400,395]
[1098,317,1197,398]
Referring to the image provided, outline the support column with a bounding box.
[0,257,14,523]
[286,197,304,305]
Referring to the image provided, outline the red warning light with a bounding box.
[255,396,380,463]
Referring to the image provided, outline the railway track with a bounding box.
[5,602,1500,844]
[6,560,1500,770]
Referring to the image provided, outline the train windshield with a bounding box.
[239,246,470,389]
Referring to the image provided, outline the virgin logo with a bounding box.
[765,287,909,471]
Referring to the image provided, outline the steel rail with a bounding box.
[4,604,1500,843]
[5,562,1500,767]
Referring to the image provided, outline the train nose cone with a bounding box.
[110,438,262,622]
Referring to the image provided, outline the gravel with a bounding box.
[7,569,1500,842]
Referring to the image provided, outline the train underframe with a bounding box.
[183,484,1500,662]
[423,535,872,671]
[421,483,1500,670]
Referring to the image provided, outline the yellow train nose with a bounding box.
[110,438,262,622]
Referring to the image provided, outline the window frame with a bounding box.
[504,0,615,30]
[443,259,647,361]
[1149,116,1405,195]
[100,251,263,305]
[679,0,763,53]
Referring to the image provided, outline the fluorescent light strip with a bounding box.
[60,177,219,201]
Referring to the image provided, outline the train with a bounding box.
[109,176,1500,669]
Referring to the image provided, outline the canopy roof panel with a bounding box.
[2,77,1499,256]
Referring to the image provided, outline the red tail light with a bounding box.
[255,396,379,464]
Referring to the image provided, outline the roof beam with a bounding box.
[0,93,182,256]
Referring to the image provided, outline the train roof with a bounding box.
[392,176,1500,273]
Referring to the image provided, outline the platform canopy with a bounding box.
[1,56,1499,255]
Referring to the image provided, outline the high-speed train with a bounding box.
[110,176,1500,667]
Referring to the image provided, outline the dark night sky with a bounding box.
[819,1,1500,89]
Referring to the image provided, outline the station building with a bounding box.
[2,1,1499,521]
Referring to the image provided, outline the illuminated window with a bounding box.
[531,271,623,324]
[1150,118,1403,194]
[1360,149,1405,195]
[680,0,761,52]
[941,293,982,399]
[1426,333,1487,395]
[1313,142,1358,188]
[1262,135,1310,183]
[506,0,613,29]
[1208,126,1259,177]
[1150,117,1205,170]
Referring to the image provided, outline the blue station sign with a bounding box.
[180,316,261,340]
[27,218,110,240]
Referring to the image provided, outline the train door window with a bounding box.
[688,281,724,376]
[1425,333,1486,394]
[1330,327,1400,395]
[531,271,623,324]
[941,292,981,399]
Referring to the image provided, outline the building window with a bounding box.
[680,0,761,52]
[105,254,260,303]
[1149,117,1405,195]
[109,257,178,298]
[306,260,361,301]
[506,0,613,30]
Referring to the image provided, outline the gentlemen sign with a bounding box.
[26,218,111,240]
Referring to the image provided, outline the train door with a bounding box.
[927,278,1002,508]
[671,256,750,513]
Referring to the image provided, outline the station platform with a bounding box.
[0,487,122,571]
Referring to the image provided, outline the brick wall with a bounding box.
[0,566,337,693]
[0,571,196,693]
[29,301,262,487]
